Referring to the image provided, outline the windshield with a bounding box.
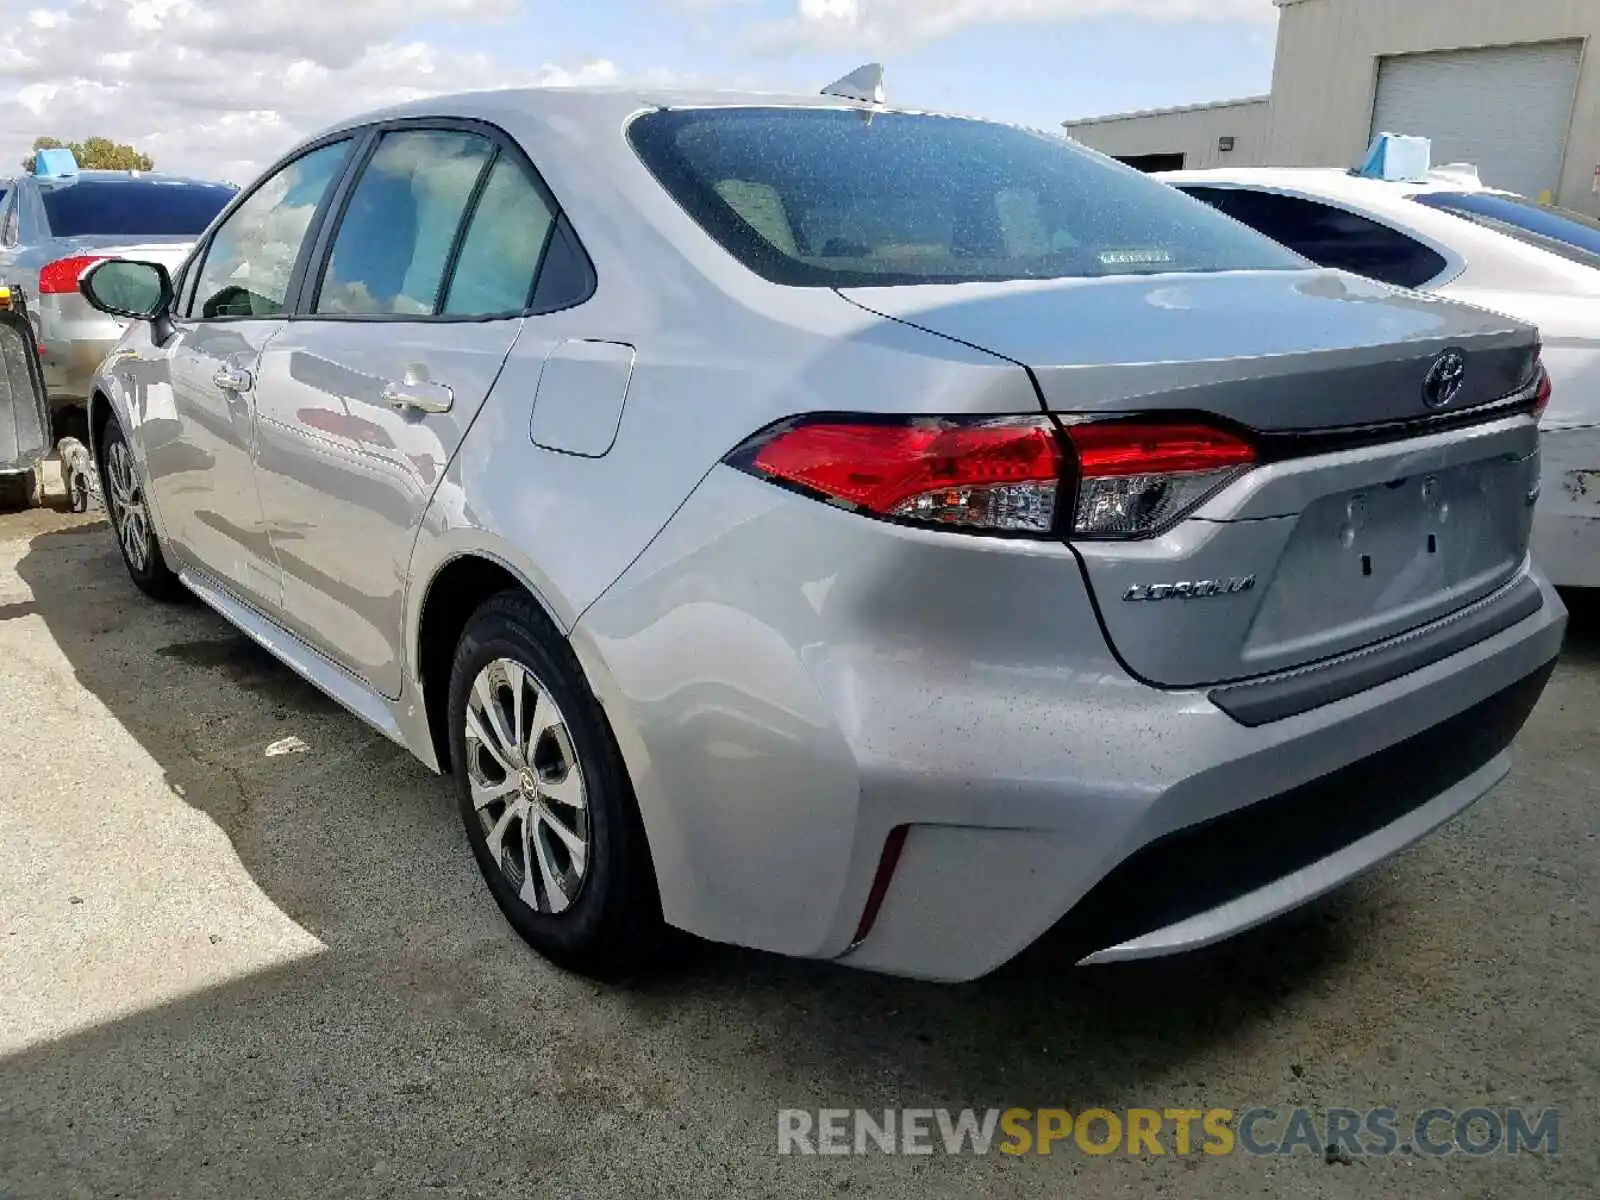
[1413,191,1600,270]
[40,178,236,239]
[629,108,1305,286]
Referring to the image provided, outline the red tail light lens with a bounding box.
[1534,365,1552,421]
[1064,420,1256,538]
[745,417,1064,534]
[732,415,1256,539]
[39,255,108,295]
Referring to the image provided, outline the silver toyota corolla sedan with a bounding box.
[78,87,1566,982]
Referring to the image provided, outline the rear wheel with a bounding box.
[448,591,668,978]
[99,416,186,601]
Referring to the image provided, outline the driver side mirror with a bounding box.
[78,259,174,322]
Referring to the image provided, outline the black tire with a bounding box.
[98,415,187,601]
[69,468,91,514]
[0,469,38,511]
[448,590,668,978]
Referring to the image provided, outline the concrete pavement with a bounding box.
[1,499,1595,1199]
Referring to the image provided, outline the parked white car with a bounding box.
[1161,164,1600,588]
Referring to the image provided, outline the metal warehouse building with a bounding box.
[1064,0,1600,213]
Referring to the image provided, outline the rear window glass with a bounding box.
[40,179,236,238]
[1413,191,1600,270]
[628,108,1304,287]
[1181,186,1450,289]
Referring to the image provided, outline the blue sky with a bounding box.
[2,0,1281,178]
[426,1,1279,126]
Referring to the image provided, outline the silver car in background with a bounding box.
[0,164,234,439]
[79,88,1565,982]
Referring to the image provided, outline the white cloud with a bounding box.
[752,0,1274,53]
[0,0,622,182]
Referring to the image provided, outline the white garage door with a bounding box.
[1372,41,1582,198]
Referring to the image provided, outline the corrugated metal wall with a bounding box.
[1268,0,1598,212]
[1062,0,1600,212]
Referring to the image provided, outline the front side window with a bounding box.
[1181,186,1449,289]
[629,108,1303,287]
[315,130,495,316]
[1413,191,1600,270]
[190,139,352,319]
[39,179,235,239]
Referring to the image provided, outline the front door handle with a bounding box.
[213,365,253,392]
[382,378,454,415]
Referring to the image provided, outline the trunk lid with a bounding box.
[842,269,1543,689]
[841,270,1534,429]
[53,236,196,274]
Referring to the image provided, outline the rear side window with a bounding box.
[39,179,235,238]
[1413,191,1600,270]
[442,156,557,316]
[1182,186,1448,289]
[629,108,1303,287]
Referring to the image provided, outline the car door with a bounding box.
[252,123,571,697]
[139,137,355,610]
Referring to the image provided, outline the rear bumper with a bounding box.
[1071,660,1552,964]
[578,467,1566,983]
[839,588,1560,980]
[40,335,121,408]
[38,293,128,407]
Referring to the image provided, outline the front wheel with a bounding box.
[448,591,668,978]
[99,416,186,601]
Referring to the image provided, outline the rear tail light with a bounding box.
[1065,421,1257,538]
[729,415,1256,539]
[741,417,1063,534]
[39,255,108,295]
[1534,367,1552,421]
[1525,344,1553,422]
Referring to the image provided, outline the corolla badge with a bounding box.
[1123,577,1256,602]
[1422,348,1468,410]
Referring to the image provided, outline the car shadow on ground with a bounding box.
[1558,587,1600,667]
[5,520,1409,1197]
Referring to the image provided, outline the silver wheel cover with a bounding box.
[464,657,591,914]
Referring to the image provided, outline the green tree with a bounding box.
[24,135,154,173]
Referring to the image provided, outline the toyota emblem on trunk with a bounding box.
[1423,349,1468,410]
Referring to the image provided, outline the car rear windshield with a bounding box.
[40,178,236,239]
[628,108,1305,286]
[1413,191,1600,270]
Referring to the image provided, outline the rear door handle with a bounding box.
[382,378,454,415]
[212,365,253,392]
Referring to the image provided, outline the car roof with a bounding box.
[311,84,1003,142]
[27,169,233,191]
[1155,165,1513,202]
